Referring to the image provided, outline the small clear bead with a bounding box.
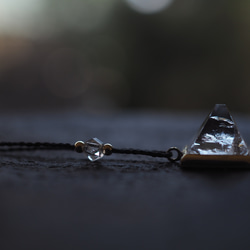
[84,138,104,161]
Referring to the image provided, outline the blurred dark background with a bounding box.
[0,0,249,113]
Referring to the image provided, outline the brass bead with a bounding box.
[103,143,113,156]
[74,141,85,153]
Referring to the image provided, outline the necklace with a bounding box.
[1,104,248,167]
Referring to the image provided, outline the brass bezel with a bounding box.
[181,154,250,167]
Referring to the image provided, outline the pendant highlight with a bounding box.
[181,104,250,167]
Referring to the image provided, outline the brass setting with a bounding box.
[181,154,250,167]
[74,141,85,153]
[103,143,113,156]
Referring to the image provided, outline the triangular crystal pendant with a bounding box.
[181,104,250,167]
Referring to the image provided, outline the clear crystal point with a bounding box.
[84,138,104,161]
[188,104,249,156]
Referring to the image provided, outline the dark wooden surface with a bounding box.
[1,111,250,250]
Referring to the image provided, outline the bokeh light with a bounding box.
[125,0,173,14]
[48,0,116,34]
[0,0,46,37]
[0,0,116,38]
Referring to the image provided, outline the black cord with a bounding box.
[112,147,182,162]
[113,148,171,158]
[0,142,75,151]
[0,142,182,161]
